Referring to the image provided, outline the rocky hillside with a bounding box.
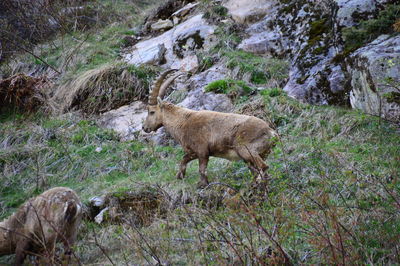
[0,0,399,264]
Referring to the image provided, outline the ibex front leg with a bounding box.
[176,153,197,179]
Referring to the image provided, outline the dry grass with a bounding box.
[394,19,400,32]
[52,62,155,114]
[0,74,52,113]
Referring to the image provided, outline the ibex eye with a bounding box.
[149,111,155,115]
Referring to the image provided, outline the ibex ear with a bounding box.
[157,97,163,106]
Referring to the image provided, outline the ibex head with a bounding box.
[142,69,183,133]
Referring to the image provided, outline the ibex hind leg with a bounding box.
[15,238,31,266]
[197,157,210,188]
[236,147,268,182]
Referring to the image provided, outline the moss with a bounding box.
[313,46,328,56]
[383,92,400,104]
[309,18,329,41]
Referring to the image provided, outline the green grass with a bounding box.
[205,79,255,95]
[1,92,399,264]
[223,50,289,85]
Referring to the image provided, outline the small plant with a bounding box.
[205,79,255,95]
[260,88,285,98]
[342,4,400,52]
[202,4,229,21]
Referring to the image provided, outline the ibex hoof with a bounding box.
[196,180,209,189]
[176,172,185,180]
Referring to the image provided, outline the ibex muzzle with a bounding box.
[143,70,279,188]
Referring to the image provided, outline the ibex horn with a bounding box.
[158,72,185,100]
[148,69,177,105]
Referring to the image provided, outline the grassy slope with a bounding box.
[1,92,399,264]
[1,0,400,264]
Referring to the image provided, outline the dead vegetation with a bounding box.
[53,63,156,114]
[394,19,400,32]
[0,74,52,113]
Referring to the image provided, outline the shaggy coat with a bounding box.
[0,187,82,265]
[143,70,279,187]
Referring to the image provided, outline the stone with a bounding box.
[238,31,283,56]
[124,43,166,66]
[90,196,106,208]
[178,65,234,112]
[94,207,109,224]
[123,14,215,69]
[223,0,277,24]
[173,16,180,25]
[348,35,400,122]
[171,2,199,18]
[177,54,199,73]
[151,19,174,31]
[97,101,148,141]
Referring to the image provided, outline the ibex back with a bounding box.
[0,187,82,265]
[143,70,278,188]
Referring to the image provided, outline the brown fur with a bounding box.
[143,71,279,187]
[0,187,82,265]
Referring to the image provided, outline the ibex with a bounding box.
[143,70,279,188]
[0,187,82,265]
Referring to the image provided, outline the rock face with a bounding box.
[348,35,400,122]
[229,0,399,120]
[123,14,215,70]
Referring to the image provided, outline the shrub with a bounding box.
[342,4,400,52]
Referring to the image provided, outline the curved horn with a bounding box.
[158,72,185,100]
[148,69,177,105]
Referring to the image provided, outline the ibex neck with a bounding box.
[162,103,193,140]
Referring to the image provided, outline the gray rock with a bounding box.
[94,207,109,224]
[236,0,393,109]
[348,35,400,122]
[151,19,174,31]
[97,101,148,141]
[123,14,215,70]
[171,2,199,18]
[238,31,283,56]
[178,65,233,112]
[90,196,106,208]
[223,0,277,24]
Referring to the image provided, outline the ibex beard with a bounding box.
[143,70,279,188]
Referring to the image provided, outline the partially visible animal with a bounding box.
[142,70,279,188]
[0,187,82,265]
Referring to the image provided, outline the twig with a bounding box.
[92,226,115,265]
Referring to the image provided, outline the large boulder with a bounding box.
[232,0,398,115]
[123,14,215,70]
[348,35,400,122]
